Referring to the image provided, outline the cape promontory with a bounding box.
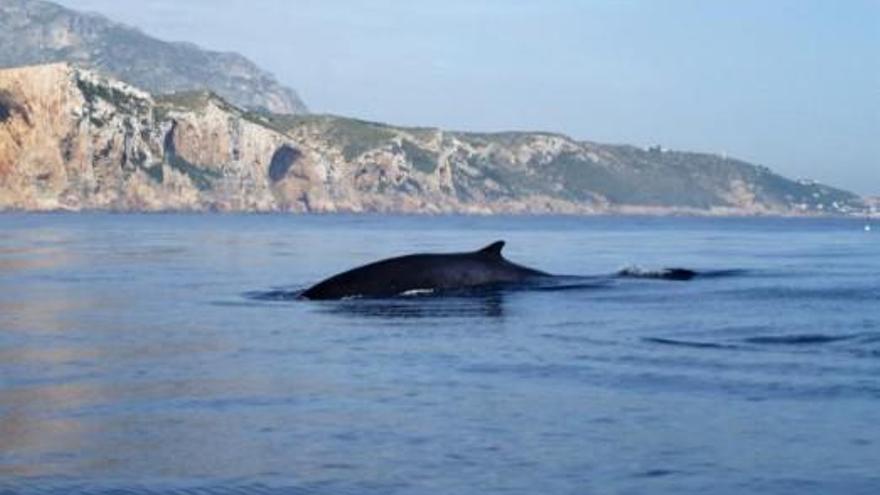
[0,63,865,215]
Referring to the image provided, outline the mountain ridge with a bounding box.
[0,0,307,114]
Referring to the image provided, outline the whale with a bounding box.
[300,240,698,300]
[301,241,549,300]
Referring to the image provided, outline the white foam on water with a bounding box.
[400,288,436,297]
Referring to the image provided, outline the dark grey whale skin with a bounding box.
[301,241,549,300]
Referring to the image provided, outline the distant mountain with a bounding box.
[0,63,865,215]
[0,0,307,114]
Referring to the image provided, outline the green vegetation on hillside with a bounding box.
[400,140,438,174]
[77,78,148,114]
[264,114,398,161]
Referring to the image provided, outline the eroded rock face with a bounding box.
[0,63,299,211]
[0,90,29,124]
[0,63,866,215]
[269,145,302,183]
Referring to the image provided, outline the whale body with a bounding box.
[300,240,700,301]
[301,241,548,300]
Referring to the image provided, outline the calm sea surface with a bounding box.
[0,214,878,495]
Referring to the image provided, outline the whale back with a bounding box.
[301,240,546,300]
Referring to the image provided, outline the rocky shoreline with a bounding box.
[0,64,867,217]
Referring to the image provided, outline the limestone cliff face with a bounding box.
[0,63,300,211]
[272,116,865,215]
[0,63,866,215]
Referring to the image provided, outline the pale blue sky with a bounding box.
[57,0,879,195]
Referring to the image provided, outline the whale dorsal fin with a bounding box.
[476,241,505,259]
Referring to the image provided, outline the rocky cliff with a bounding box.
[0,0,307,114]
[0,63,865,215]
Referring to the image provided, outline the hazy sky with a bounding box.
[56,0,879,195]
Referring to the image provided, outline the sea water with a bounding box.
[0,214,878,494]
